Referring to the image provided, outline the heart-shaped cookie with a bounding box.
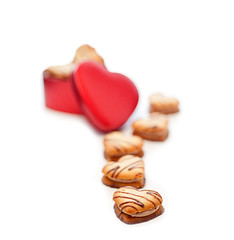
[132,113,169,141]
[149,93,179,114]
[103,132,144,161]
[72,44,105,65]
[102,155,145,188]
[113,186,163,224]
[73,62,139,131]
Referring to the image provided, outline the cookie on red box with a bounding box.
[44,44,104,79]
[43,44,104,114]
[72,44,104,65]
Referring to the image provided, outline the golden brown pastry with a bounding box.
[44,63,75,79]
[103,131,144,161]
[44,44,104,80]
[72,44,104,65]
[113,186,164,224]
[149,93,179,114]
[132,113,169,141]
[102,155,145,188]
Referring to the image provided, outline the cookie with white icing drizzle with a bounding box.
[149,93,179,114]
[132,113,169,141]
[103,131,144,161]
[113,186,164,224]
[102,155,145,188]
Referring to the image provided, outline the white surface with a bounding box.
[0,0,234,239]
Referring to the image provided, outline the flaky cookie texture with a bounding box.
[149,93,179,114]
[104,132,144,158]
[44,63,75,79]
[72,44,104,65]
[132,113,168,134]
[132,113,169,141]
[113,186,163,216]
[104,150,144,162]
[44,44,104,79]
[102,155,144,182]
[133,130,168,141]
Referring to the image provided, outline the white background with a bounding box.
[0,0,234,239]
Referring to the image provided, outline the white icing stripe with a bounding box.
[130,207,159,217]
[116,204,158,217]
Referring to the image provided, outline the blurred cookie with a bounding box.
[132,113,168,141]
[104,132,144,161]
[149,93,179,114]
[102,155,145,189]
[72,44,104,65]
[113,186,164,224]
[44,63,75,79]
[44,44,104,80]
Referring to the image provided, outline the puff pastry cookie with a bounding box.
[132,113,169,141]
[72,44,104,65]
[44,44,104,79]
[113,186,164,224]
[103,132,144,161]
[102,155,145,188]
[149,93,179,114]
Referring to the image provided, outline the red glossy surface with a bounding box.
[73,62,139,132]
[43,73,82,114]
